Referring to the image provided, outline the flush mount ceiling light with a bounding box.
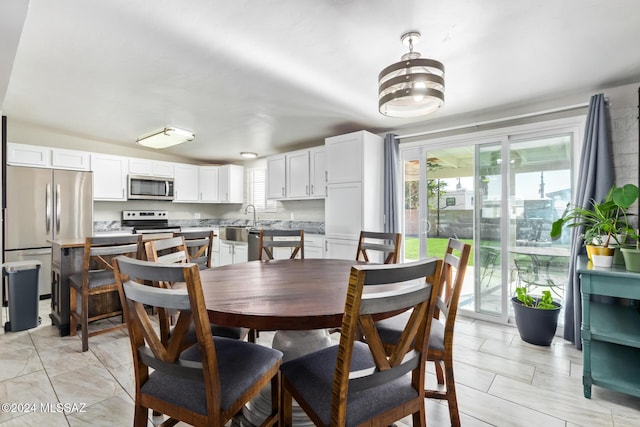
[378,31,445,118]
[240,151,258,158]
[136,127,195,149]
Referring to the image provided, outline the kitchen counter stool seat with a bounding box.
[69,235,142,352]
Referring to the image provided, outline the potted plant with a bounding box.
[550,183,639,267]
[511,287,561,345]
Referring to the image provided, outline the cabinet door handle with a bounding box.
[325,170,328,182]
[306,185,309,195]
[282,187,285,197]
[310,184,314,195]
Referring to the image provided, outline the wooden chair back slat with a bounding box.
[356,231,402,264]
[258,229,304,260]
[174,231,215,269]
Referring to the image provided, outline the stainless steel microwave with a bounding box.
[127,175,174,200]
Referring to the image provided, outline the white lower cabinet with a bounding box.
[218,241,248,266]
[305,234,325,259]
[234,244,248,263]
[325,238,358,261]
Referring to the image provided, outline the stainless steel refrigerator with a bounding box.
[4,165,93,297]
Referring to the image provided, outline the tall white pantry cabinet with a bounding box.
[324,130,384,260]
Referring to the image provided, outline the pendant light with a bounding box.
[378,31,445,117]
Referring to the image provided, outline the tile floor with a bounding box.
[1,299,639,426]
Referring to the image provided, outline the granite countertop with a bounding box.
[94,220,325,235]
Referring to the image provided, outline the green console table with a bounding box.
[578,256,640,398]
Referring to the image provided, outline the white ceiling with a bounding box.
[2,0,640,163]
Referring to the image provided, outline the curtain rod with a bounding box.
[396,102,591,140]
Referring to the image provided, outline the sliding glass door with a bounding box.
[401,121,578,322]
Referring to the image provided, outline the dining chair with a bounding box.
[113,256,282,427]
[355,230,402,264]
[258,229,304,260]
[69,234,142,352]
[173,230,215,270]
[375,238,471,427]
[145,236,248,342]
[280,258,441,427]
[144,236,189,266]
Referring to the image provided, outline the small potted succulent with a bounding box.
[550,184,638,267]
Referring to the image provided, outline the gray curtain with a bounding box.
[564,94,613,348]
[384,133,400,233]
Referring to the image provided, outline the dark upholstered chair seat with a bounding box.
[69,270,117,290]
[280,341,418,427]
[141,337,282,415]
[375,311,445,352]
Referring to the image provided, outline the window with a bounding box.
[247,167,277,212]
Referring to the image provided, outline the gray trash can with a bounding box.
[3,260,41,332]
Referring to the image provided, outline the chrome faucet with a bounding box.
[244,204,257,227]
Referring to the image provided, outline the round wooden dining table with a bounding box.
[198,258,363,331]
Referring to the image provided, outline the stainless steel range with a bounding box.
[122,210,181,234]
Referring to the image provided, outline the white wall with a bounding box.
[605,83,639,188]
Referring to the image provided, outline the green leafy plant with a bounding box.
[550,184,639,248]
[515,287,557,309]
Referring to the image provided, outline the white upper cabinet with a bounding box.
[8,143,90,171]
[309,146,326,198]
[198,166,220,202]
[325,130,383,243]
[267,147,326,200]
[173,163,199,202]
[286,149,310,198]
[326,132,366,184]
[91,153,128,201]
[51,148,91,171]
[266,155,286,199]
[128,158,174,177]
[174,164,244,204]
[7,143,50,167]
[218,164,244,203]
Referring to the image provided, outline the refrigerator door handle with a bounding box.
[46,183,52,232]
[55,183,61,233]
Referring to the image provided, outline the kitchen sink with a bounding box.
[219,226,252,242]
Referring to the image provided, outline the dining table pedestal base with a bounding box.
[240,329,333,426]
